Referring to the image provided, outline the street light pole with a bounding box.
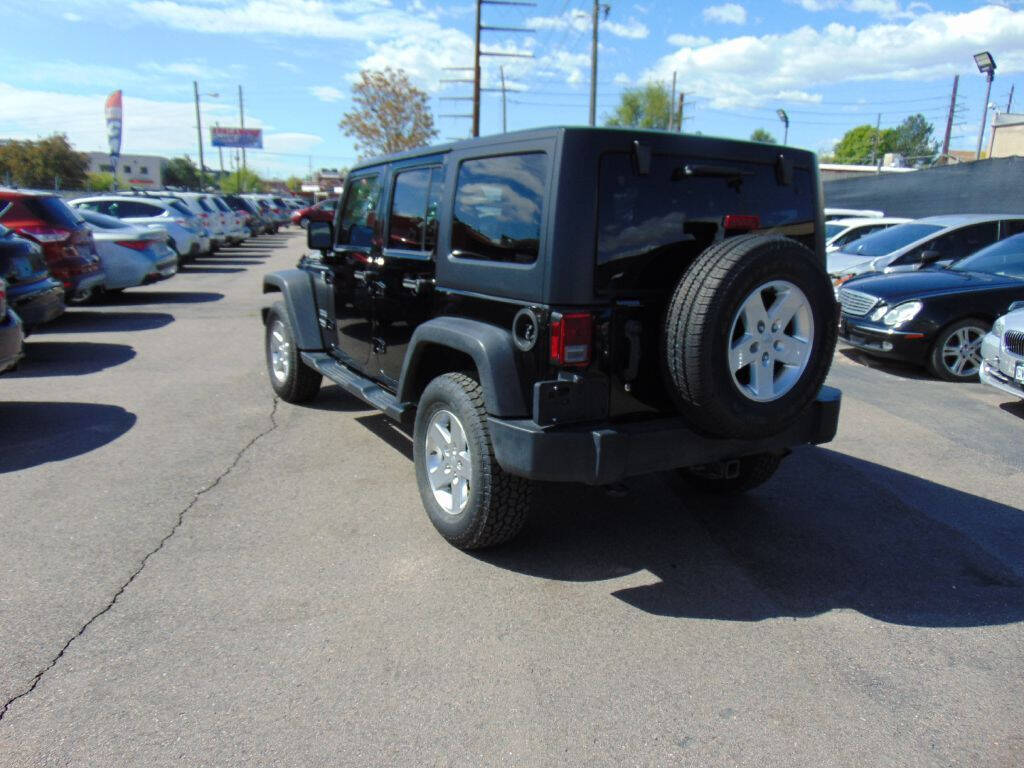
[974,51,997,161]
[193,81,206,190]
[776,109,789,145]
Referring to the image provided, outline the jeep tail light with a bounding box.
[723,214,760,231]
[20,225,70,243]
[549,312,593,367]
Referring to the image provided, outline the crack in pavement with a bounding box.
[0,396,280,724]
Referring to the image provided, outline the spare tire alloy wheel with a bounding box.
[729,280,814,402]
[664,235,837,439]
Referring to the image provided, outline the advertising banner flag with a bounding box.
[211,127,263,149]
[105,90,123,161]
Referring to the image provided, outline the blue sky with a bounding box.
[2,0,1022,178]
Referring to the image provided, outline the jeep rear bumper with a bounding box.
[488,386,841,485]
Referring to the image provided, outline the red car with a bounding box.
[291,198,337,228]
[0,190,104,301]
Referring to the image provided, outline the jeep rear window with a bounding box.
[451,152,546,264]
[596,152,813,269]
[388,166,442,253]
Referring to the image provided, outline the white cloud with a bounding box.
[262,132,324,154]
[62,12,83,21]
[703,3,747,24]
[667,33,713,47]
[276,61,301,73]
[526,9,649,39]
[788,0,931,19]
[613,72,632,86]
[309,85,344,102]
[647,6,1024,109]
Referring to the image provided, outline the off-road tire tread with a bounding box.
[416,373,530,549]
[266,302,322,403]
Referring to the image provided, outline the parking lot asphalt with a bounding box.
[1,231,1022,767]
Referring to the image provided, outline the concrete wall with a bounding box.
[86,152,165,188]
[823,156,1024,218]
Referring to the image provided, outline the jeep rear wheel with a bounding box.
[664,235,837,439]
[264,301,322,403]
[414,373,530,550]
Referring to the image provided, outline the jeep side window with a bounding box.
[388,166,443,253]
[451,153,546,264]
[337,174,382,248]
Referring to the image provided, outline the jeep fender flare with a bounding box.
[262,269,324,351]
[397,317,528,418]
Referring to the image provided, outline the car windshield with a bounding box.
[78,209,131,229]
[197,197,214,212]
[839,223,942,258]
[168,201,194,217]
[825,223,845,239]
[949,234,1024,278]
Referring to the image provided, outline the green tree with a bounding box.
[219,169,263,194]
[605,83,672,129]
[340,68,438,159]
[163,156,201,189]
[0,134,88,189]
[831,124,897,164]
[285,175,304,194]
[85,171,115,191]
[750,128,777,144]
[890,114,937,164]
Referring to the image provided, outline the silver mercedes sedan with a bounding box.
[980,302,1024,400]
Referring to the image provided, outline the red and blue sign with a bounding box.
[211,127,263,149]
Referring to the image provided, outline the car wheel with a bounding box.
[927,317,988,381]
[264,302,322,402]
[299,217,309,229]
[414,373,530,550]
[663,235,838,439]
[676,452,783,494]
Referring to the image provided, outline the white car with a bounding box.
[70,195,207,261]
[824,207,884,222]
[825,217,911,254]
[980,301,1024,400]
[828,214,1024,287]
[209,195,249,245]
[77,209,178,290]
[171,192,227,249]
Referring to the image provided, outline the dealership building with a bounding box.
[86,152,167,188]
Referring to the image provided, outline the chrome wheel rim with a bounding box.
[941,325,985,378]
[424,409,472,515]
[268,320,290,383]
[728,280,815,402]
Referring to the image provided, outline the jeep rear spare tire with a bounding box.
[664,234,837,439]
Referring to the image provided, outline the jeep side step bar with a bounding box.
[300,352,412,422]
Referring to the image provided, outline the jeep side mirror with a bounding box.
[308,221,332,251]
[1009,300,1024,313]
[919,249,943,264]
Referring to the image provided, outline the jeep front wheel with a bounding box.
[264,302,322,403]
[413,373,530,549]
[664,235,837,439]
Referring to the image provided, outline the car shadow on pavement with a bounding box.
[6,341,135,377]
[93,291,224,306]
[474,445,1024,628]
[178,266,246,274]
[998,400,1024,420]
[838,347,935,381]
[35,310,174,333]
[302,385,379,413]
[188,259,263,266]
[0,402,136,473]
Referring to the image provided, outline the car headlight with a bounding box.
[870,304,888,322]
[993,316,1005,337]
[883,301,923,327]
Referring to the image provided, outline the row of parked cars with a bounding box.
[822,208,1024,399]
[0,187,303,374]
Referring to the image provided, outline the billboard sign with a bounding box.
[211,127,263,148]
[105,90,123,160]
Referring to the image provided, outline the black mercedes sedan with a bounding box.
[837,232,1024,381]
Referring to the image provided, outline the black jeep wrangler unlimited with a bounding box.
[262,127,840,549]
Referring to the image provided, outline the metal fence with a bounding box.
[823,156,1024,218]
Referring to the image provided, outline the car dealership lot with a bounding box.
[1,232,1022,766]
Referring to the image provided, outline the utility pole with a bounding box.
[1007,84,1015,112]
[193,81,206,189]
[941,74,959,161]
[870,112,882,167]
[500,65,508,133]
[676,92,684,132]
[238,85,247,192]
[471,0,533,137]
[216,121,224,179]
[590,1,610,126]
[669,71,676,131]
